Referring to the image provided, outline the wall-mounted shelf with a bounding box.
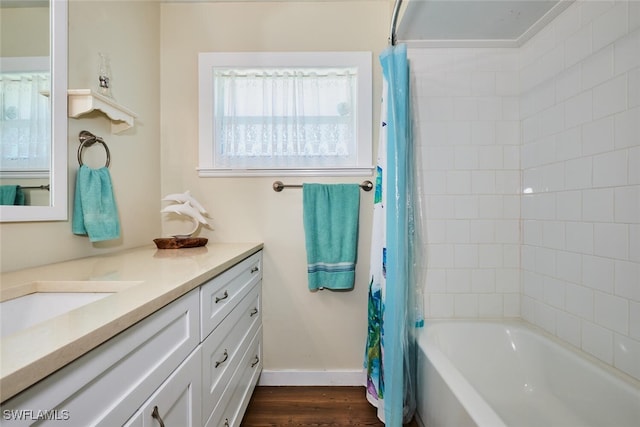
[68,89,138,133]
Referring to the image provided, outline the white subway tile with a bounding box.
[556,250,582,284]
[614,106,640,149]
[422,121,448,146]
[496,71,519,96]
[425,97,454,121]
[614,185,640,224]
[592,149,628,188]
[581,44,614,89]
[544,276,566,308]
[565,90,593,128]
[503,146,520,170]
[565,25,593,68]
[592,2,629,51]
[566,222,594,254]
[427,195,455,219]
[445,219,470,244]
[554,1,581,40]
[534,300,557,334]
[582,188,615,222]
[542,220,565,249]
[565,157,593,190]
[454,294,479,318]
[542,162,566,192]
[447,268,472,293]
[454,97,478,121]
[614,334,640,380]
[582,254,615,293]
[556,63,582,102]
[523,219,543,246]
[629,147,640,185]
[566,282,595,319]
[479,244,503,268]
[423,171,447,194]
[471,121,496,145]
[478,294,503,317]
[429,294,454,317]
[470,220,496,243]
[425,146,455,170]
[630,67,640,108]
[471,72,496,96]
[536,247,557,277]
[522,244,536,271]
[614,28,640,74]
[582,320,614,364]
[428,244,455,269]
[478,195,503,218]
[477,97,503,120]
[582,115,615,156]
[426,268,447,292]
[615,260,640,301]
[478,146,504,170]
[593,74,627,120]
[496,220,520,244]
[504,293,521,317]
[631,0,640,31]
[539,45,566,84]
[496,121,520,145]
[556,190,582,221]
[447,121,472,145]
[630,224,640,262]
[502,97,520,121]
[496,269,520,293]
[471,171,496,194]
[472,269,496,293]
[446,170,472,194]
[594,223,629,259]
[426,220,447,244]
[631,301,640,340]
[454,195,479,219]
[454,146,479,170]
[522,295,535,322]
[555,127,582,162]
[496,170,521,194]
[595,291,629,334]
[540,104,565,137]
[454,244,479,269]
[504,196,520,221]
[556,311,582,348]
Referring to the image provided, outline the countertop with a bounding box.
[0,242,263,403]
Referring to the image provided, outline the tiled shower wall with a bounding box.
[520,0,639,381]
[411,0,639,381]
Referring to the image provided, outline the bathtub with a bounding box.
[415,320,640,427]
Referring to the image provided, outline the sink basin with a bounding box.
[0,281,139,338]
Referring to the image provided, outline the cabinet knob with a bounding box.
[224,418,230,427]
[250,266,259,274]
[251,355,260,368]
[151,406,166,427]
[249,307,259,317]
[215,349,229,368]
[215,291,229,304]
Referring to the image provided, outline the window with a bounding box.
[198,52,372,176]
[0,56,50,177]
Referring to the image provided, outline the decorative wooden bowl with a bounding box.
[153,237,208,249]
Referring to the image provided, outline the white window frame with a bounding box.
[198,51,373,177]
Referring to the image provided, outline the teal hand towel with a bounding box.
[0,185,25,205]
[303,183,360,291]
[72,165,121,242]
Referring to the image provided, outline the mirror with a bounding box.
[0,0,67,221]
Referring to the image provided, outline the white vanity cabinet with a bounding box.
[1,249,263,427]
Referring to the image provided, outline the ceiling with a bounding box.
[396,0,573,47]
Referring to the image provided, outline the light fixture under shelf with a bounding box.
[68,89,138,133]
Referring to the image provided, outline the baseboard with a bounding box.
[257,369,366,386]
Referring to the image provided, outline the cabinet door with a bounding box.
[125,346,202,427]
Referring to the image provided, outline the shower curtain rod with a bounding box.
[389,0,403,46]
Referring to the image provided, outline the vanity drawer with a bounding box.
[200,251,262,341]
[204,326,262,427]
[201,283,261,425]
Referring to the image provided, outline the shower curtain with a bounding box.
[365,43,424,426]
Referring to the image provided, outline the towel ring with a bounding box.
[77,130,111,167]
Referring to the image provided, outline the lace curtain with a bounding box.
[213,68,357,169]
[0,72,51,172]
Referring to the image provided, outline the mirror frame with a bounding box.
[0,0,68,222]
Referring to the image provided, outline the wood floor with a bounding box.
[240,386,420,426]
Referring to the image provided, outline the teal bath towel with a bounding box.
[0,185,25,205]
[72,165,120,242]
[303,183,360,291]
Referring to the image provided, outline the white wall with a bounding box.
[411,0,639,382]
[410,46,522,319]
[159,0,389,377]
[520,0,639,381]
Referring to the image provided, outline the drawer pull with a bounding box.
[215,349,229,368]
[250,266,259,274]
[250,307,259,317]
[215,291,229,303]
[224,419,230,427]
[152,406,166,427]
[251,355,260,368]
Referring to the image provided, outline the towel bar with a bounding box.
[272,180,373,192]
